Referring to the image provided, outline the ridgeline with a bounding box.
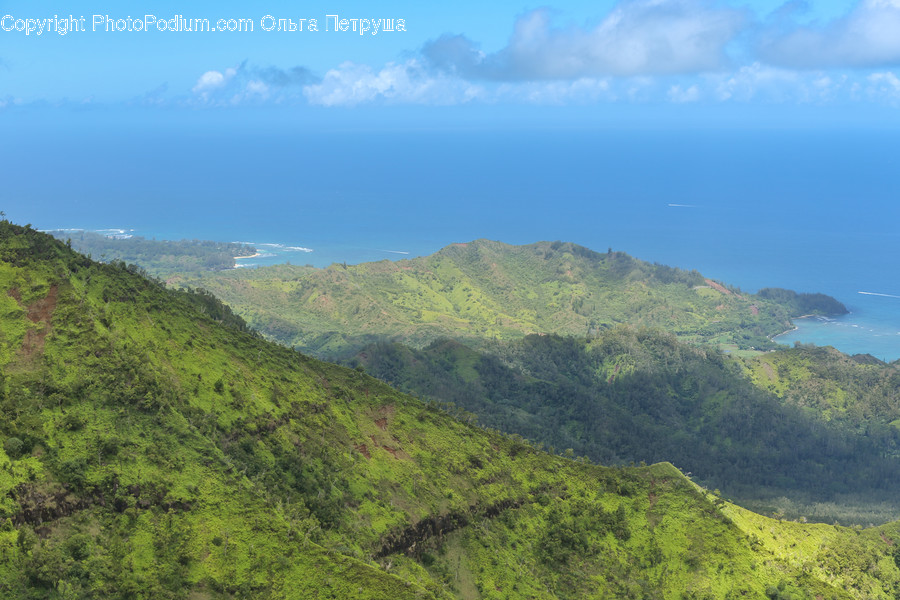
[176,239,846,357]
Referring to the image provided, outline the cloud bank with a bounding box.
[760,0,900,68]
[173,0,900,107]
[424,2,747,79]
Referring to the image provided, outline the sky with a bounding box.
[3,0,900,115]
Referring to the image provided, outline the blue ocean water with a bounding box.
[5,109,899,360]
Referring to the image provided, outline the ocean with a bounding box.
[6,109,899,360]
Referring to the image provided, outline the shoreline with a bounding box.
[234,252,263,260]
[771,326,797,342]
[771,314,818,342]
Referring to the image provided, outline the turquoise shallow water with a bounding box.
[775,299,900,363]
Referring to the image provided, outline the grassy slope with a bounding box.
[176,240,824,356]
[1,226,898,598]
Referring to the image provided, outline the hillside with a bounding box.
[742,345,900,426]
[352,329,900,524]
[170,238,897,521]
[3,224,900,598]
[175,240,846,356]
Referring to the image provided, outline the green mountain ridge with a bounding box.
[2,225,900,598]
[175,239,846,357]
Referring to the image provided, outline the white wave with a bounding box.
[379,249,410,255]
[285,246,313,252]
[667,203,698,208]
[859,291,900,299]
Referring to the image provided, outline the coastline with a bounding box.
[771,314,817,342]
[234,252,263,260]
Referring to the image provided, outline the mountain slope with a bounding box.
[742,345,900,425]
[176,240,845,356]
[169,237,898,522]
[0,223,430,598]
[352,329,900,524]
[2,222,897,599]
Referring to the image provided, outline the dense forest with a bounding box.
[757,288,850,317]
[353,329,900,524]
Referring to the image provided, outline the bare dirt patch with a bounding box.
[704,279,731,296]
[704,279,745,300]
[20,285,59,361]
[373,404,395,430]
[382,446,405,459]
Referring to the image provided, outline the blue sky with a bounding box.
[3,0,900,112]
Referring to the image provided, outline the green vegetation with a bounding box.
[742,345,900,424]
[171,238,890,521]
[177,240,838,356]
[4,223,900,597]
[757,288,849,317]
[352,329,900,524]
[46,230,256,276]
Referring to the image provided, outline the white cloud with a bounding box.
[423,1,747,80]
[715,62,798,101]
[867,71,900,101]
[245,80,269,96]
[192,68,236,94]
[173,1,900,110]
[869,71,900,90]
[759,0,900,68]
[188,63,320,105]
[668,84,700,102]
[492,77,614,104]
[302,60,482,106]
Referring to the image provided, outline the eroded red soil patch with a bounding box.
[19,285,59,360]
[381,445,410,460]
[703,279,745,300]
